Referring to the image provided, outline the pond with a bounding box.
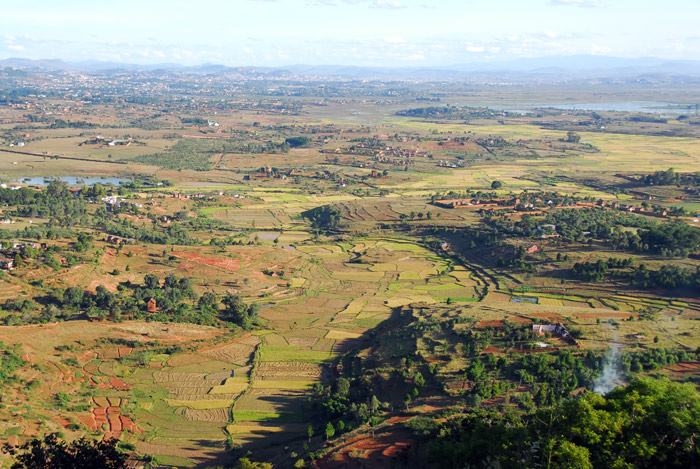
[14,176,132,186]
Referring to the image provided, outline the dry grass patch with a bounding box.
[338,299,367,316]
[326,329,362,340]
[167,399,235,410]
[257,362,323,378]
[209,377,249,395]
[181,407,230,423]
[201,342,257,365]
[263,334,289,346]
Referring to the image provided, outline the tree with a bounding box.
[336,377,350,396]
[62,287,84,308]
[307,424,314,443]
[491,180,503,190]
[232,458,272,469]
[324,422,335,440]
[46,180,70,199]
[198,292,218,309]
[403,393,412,410]
[546,439,593,469]
[222,294,256,328]
[370,395,381,414]
[164,274,178,289]
[143,274,159,290]
[566,131,581,143]
[41,304,61,323]
[2,433,127,469]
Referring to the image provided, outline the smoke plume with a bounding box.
[593,345,622,395]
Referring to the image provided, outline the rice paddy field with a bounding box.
[2,82,700,467]
[0,232,491,466]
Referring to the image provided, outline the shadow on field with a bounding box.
[229,306,408,466]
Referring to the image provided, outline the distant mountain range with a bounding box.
[2,55,700,82]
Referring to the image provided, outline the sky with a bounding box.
[1,0,699,67]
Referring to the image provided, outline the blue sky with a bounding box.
[1,0,699,66]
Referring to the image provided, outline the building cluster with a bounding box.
[532,323,578,345]
[102,195,143,211]
[433,198,504,209]
[106,236,135,245]
[0,242,41,270]
[596,199,668,217]
[80,136,133,147]
[436,159,466,168]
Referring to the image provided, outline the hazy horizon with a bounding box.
[2,0,700,68]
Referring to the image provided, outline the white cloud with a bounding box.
[590,44,611,55]
[550,0,605,8]
[371,0,406,9]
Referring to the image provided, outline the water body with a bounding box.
[498,101,695,115]
[511,297,539,304]
[544,101,691,114]
[14,176,131,186]
[253,231,281,242]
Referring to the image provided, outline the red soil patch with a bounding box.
[507,316,533,325]
[120,415,140,433]
[101,348,120,360]
[666,362,700,373]
[576,312,635,319]
[425,358,446,364]
[383,441,411,458]
[319,428,414,468]
[172,251,242,272]
[530,313,564,321]
[483,347,504,353]
[109,413,122,432]
[84,363,100,374]
[79,350,98,363]
[55,416,71,428]
[84,397,143,440]
[79,415,97,429]
[110,377,132,390]
[482,397,506,406]
[477,320,504,328]
[384,416,410,425]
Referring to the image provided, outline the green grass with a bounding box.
[232,410,303,423]
[413,282,461,291]
[199,206,236,216]
[259,346,336,363]
[154,454,197,467]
